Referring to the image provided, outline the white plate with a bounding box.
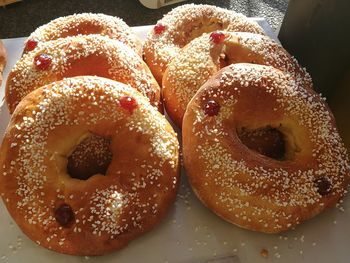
[0,21,349,263]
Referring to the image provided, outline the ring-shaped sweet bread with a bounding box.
[182,63,350,233]
[143,4,265,83]
[6,35,160,113]
[24,13,142,56]
[163,32,312,127]
[0,76,180,255]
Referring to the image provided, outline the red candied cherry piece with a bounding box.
[119,96,138,113]
[210,32,226,44]
[54,203,75,227]
[34,54,52,70]
[154,24,166,34]
[25,39,38,51]
[204,100,220,116]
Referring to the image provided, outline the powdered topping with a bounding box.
[163,31,313,127]
[184,64,349,231]
[0,76,179,248]
[234,32,312,89]
[27,13,141,55]
[89,187,129,236]
[126,105,179,169]
[7,34,159,113]
[143,4,264,78]
[163,36,216,124]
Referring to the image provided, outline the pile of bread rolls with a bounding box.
[0,4,349,256]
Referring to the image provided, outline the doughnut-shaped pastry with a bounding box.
[143,4,265,83]
[182,63,350,233]
[24,13,142,56]
[0,40,6,86]
[163,32,313,127]
[6,35,160,114]
[0,76,180,255]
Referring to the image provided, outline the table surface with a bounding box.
[0,0,289,39]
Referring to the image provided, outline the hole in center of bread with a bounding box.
[67,133,112,180]
[237,126,287,160]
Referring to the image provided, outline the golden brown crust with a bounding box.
[6,35,161,114]
[143,4,265,83]
[25,13,142,56]
[163,32,313,127]
[0,76,180,255]
[0,40,6,86]
[182,63,350,233]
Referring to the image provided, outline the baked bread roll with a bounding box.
[24,13,142,56]
[0,76,180,255]
[6,35,160,113]
[143,4,265,83]
[163,31,312,127]
[182,63,350,233]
